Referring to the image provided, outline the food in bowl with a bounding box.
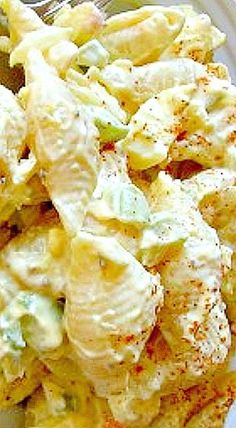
[0,0,235,426]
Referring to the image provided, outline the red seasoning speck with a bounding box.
[125,335,135,343]
[176,130,188,141]
[106,419,125,428]
[101,142,116,152]
[134,365,144,374]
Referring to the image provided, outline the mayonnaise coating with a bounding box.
[170,77,236,169]
[1,225,68,297]
[99,6,185,66]
[25,50,99,236]
[122,84,196,170]
[53,2,105,46]
[0,83,37,225]
[108,173,231,426]
[0,84,27,181]
[65,231,163,397]
[97,58,222,114]
[123,76,236,171]
[84,152,149,256]
[160,6,226,63]
[148,173,230,358]
[182,168,236,205]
